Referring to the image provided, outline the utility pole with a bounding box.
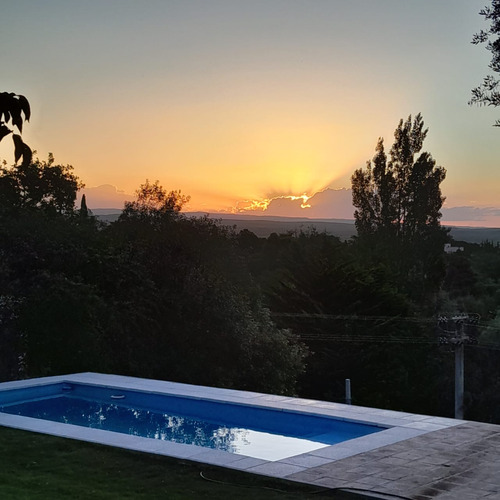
[454,318,465,419]
[437,313,480,420]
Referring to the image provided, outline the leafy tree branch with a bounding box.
[470,1,500,125]
[0,92,32,165]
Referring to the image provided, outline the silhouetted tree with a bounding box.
[0,153,82,215]
[470,1,500,125]
[351,115,448,302]
[352,114,446,242]
[121,179,190,223]
[79,193,89,217]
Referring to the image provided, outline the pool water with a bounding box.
[0,382,383,461]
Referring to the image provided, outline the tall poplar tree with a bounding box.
[351,114,447,302]
[352,114,446,243]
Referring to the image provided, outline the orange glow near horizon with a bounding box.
[142,114,368,214]
[235,193,312,213]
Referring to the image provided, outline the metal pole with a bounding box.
[455,342,464,419]
[345,378,352,405]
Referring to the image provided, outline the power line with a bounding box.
[270,312,500,350]
[294,334,500,350]
[272,312,435,324]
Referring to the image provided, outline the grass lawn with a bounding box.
[0,426,357,499]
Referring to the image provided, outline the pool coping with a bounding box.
[0,372,463,479]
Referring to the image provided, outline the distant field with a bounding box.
[206,214,500,244]
[94,210,500,244]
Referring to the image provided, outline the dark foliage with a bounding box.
[470,1,500,125]
[0,170,306,395]
[244,229,445,415]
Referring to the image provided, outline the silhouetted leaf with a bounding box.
[17,94,31,122]
[12,134,32,166]
[12,134,23,163]
[0,92,30,132]
[0,93,8,115]
[10,100,23,133]
[0,124,11,142]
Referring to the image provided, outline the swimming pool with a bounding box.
[0,373,444,477]
[0,379,382,461]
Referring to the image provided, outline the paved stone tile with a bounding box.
[245,461,307,478]
[280,454,334,468]
[225,456,267,470]
[377,456,413,467]
[342,465,378,476]
[287,470,330,483]
[375,467,415,481]
[419,454,456,466]
[392,450,429,460]
[286,421,500,499]
[309,476,350,488]
[353,474,393,487]
[309,445,363,460]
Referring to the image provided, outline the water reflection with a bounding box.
[1,396,247,452]
[0,395,334,460]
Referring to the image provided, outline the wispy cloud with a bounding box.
[235,188,354,219]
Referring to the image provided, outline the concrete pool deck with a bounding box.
[286,421,500,499]
[1,373,499,499]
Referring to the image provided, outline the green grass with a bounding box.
[0,427,349,499]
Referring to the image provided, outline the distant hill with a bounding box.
[447,226,500,245]
[92,209,500,244]
[191,213,500,244]
[195,213,357,240]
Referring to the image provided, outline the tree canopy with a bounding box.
[351,114,446,242]
[470,0,500,125]
[121,179,190,221]
[0,153,82,215]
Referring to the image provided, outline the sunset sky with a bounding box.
[2,1,500,225]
